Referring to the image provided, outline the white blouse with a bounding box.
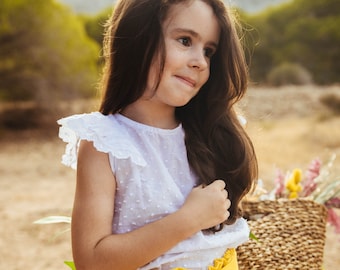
[58,112,249,270]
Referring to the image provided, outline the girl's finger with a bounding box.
[213,179,226,190]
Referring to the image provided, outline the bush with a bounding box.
[267,62,313,86]
[0,0,100,102]
[0,107,46,130]
[244,0,340,85]
[319,92,340,115]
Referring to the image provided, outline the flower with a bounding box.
[285,169,302,199]
[325,197,340,209]
[301,157,321,197]
[328,208,340,234]
[273,169,285,198]
[251,154,340,235]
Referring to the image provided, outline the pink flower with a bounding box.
[274,169,285,198]
[301,158,321,196]
[325,198,340,209]
[327,208,340,234]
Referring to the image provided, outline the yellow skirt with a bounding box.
[172,249,238,270]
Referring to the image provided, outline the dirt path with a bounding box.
[0,137,75,269]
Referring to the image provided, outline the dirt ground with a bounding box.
[0,85,339,269]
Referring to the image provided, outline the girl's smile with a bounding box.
[174,75,197,88]
[153,0,220,107]
[124,0,220,128]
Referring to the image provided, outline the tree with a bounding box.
[243,0,340,84]
[0,0,100,103]
[80,7,112,47]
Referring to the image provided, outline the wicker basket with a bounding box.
[237,199,328,270]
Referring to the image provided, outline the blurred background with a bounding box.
[0,0,339,269]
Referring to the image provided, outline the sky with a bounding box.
[58,0,290,14]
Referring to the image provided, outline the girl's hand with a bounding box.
[180,180,231,231]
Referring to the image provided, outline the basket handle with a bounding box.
[242,202,276,221]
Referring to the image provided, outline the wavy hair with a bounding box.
[99,0,258,229]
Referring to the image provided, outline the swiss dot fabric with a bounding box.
[58,112,249,270]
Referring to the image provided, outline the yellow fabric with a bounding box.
[172,249,238,270]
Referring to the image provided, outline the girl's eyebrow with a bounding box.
[171,28,218,49]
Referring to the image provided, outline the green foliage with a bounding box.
[267,62,313,86]
[243,0,340,84]
[0,0,100,102]
[249,231,259,242]
[80,7,112,46]
[64,261,76,270]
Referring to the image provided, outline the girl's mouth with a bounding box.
[175,75,196,88]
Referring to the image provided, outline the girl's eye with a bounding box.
[178,37,191,47]
[204,48,215,59]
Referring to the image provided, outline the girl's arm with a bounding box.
[72,140,229,270]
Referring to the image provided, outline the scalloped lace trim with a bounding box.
[57,112,147,170]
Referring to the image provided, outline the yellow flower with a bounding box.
[172,249,237,270]
[286,169,302,199]
[208,249,237,270]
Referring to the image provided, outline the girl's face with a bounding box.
[145,0,220,109]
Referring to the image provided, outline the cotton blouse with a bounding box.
[58,112,249,270]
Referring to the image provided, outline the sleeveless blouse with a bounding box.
[58,112,249,270]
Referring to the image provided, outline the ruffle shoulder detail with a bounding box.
[57,112,147,170]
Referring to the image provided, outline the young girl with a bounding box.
[58,0,257,269]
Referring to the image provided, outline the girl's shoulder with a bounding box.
[58,111,112,130]
[57,112,146,170]
[57,112,117,138]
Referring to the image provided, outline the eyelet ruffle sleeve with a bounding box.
[57,112,147,170]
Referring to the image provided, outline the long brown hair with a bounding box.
[100,0,257,228]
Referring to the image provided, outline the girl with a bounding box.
[58,0,257,269]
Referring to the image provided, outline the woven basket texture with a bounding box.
[237,199,327,270]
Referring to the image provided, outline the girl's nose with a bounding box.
[189,48,208,71]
